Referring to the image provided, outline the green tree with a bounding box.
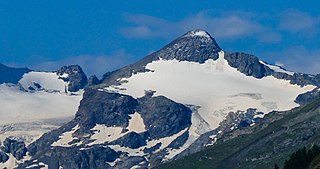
[283,145,320,169]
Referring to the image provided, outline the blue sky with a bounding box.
[1,1,320,77]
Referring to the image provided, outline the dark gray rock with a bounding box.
[57,65,88,92]
[74,88,192,140]
[290,73,319,87]
[74,88,138,134]
[224,52,272,79]
[154,29,221,63]
[224,52,320,87]
[0,151,9,163]
[137,94,192,139]
[87,75,100,86]
[2,138,27,160]
[0,63,30,84]
[168,131,189,149]
[28,121,78,156]
[110,132,146,149]
[296,88,320,106]
[115,156,147,169]
[19,146,119,169]
[143,143,162,154]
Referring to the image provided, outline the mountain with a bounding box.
[158,97,320,169]
[1,29,320,169]
[0,64,88,167]
[0,63,30,84]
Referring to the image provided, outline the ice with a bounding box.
[260,60,295,76]
[105,51,315,158]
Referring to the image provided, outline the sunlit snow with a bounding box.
[51,125,81,147]
[19,71,68,92]
[259,60,295,76]
[0,71,82,146]
[0,84,82,125]
[184,29,211,38]
[88,125,124,146]
[87,112,146,146]
[105,51,315,158]
[127,112,146,133]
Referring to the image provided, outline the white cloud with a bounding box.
[12,49,137,78]
[119,11,281,43]
[278,9,320,35]
[271,46,320,75]
[120,25,155,38]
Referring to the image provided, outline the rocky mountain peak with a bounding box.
[153,29,221,63]
[0,63,30,84]
[57,65,88,92]
[183,29,212,39]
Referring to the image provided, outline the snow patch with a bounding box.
[260,60,295,76]
[0,154,17,169]
[163,134,197,161]
[51,125,81,147]
[58,73,69,78]
[253,113,265,119]
[88,125,124,146]
[26,162,49,169]
[88,112,146,145]
[131,165,142,169]
[0,153,32,169]
[106,158,121,167]
[127,112,146,133]
[184,30,211,38]
[109,127,188,157]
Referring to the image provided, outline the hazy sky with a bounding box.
[1,0,320,77]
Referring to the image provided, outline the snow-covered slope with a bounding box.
[19,71,69,92]
[0,66,86,148]
[100,50,316,162]
[259,60,295,76]
[106,51,315,136]
[0,84,82,125]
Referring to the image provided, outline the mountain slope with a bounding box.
[0,64,87,146]
[12,29,320,168]
[0,63,30,84]
[158,98,320,169]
